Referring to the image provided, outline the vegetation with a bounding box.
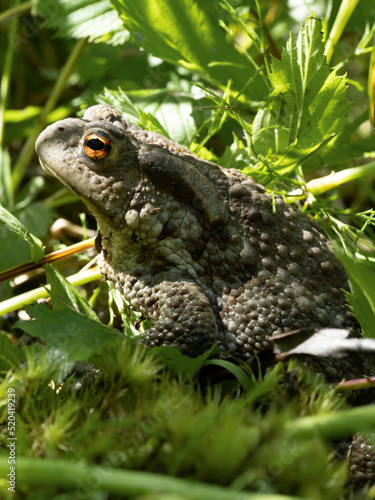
[1,0,375,498]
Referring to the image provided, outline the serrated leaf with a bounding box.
[45,264,98,319]
[140,96,196,145]
[97,88,141,122]
[16,303,123,362]
[336,251,375,339]
[252,16,351,173]
[110,0,268,100]
[99,87,197,144]
[138,109,170,138]
[219,136,252,170]
[0,205,44,262]
[33,0,129,45]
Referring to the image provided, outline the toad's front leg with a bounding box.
[128,279,224,356]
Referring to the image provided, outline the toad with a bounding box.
[35,104,370,381]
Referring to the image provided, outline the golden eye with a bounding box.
[84,131,111,160]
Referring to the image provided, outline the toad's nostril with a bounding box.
[58,126,65,131]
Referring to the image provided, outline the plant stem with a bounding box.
[0,457,301,500]
[369,43,375,126]
[286,160,375,202]
[325,0,359,63]
[12,37,88,192]
[287,403,375,440]
[0,2,19,147]
[334,376,375,392]
[0,237,95,283]
[0,1,32,24]
[0,267,102,316]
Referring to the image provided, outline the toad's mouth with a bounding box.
[38,158,80,196]
[38,159,54,177]
[39,158,118,227]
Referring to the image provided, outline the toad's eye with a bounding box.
[84,131,111,160]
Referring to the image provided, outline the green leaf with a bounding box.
[23,343,75,386]
[151,344,220,380]
[33,0,129,45]
[336,251,375,339]
[16,303,123,362]
[110,0,268,100]
[138,109,170,138]
[4,107,73,143]
[302,136,375,169]
[45,264,98,319]
[139,96,196,145]
[0,205,44,262]
[219,136,252,170]
[97,87,141,122]
[252,16,351,173]
[0,228,29,273]
[16,202,55,239]
[99,86,197,144]
[107,283,149,335]
[204,359,256,392]
[0,149,14,207]
[0,334,25,373]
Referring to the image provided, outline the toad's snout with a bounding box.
[35,118,85,163]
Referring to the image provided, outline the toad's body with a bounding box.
[36,105,365,380]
